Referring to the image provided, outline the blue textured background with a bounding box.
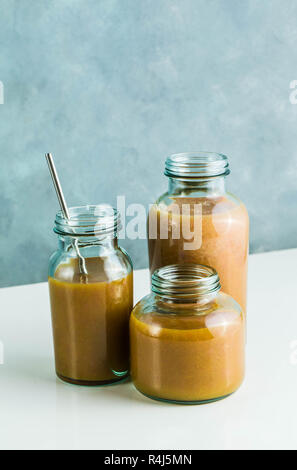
[1,0,297,287]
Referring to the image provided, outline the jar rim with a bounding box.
[54,204,120,237]
[165,152,230,179]
[152,264,221,301]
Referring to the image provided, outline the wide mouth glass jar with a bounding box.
[148,152,249,313]
[48,205,133,386]
[130,264,245,404]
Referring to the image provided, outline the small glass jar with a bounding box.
[148,152,249,312]
[130,264,245,404]
[48,205,133,386]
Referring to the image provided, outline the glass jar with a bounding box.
[48,205,133,386]
[130,264,245,404]
[148,152,249,312]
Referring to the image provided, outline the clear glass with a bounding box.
[48,205,133,386]
[148,152,249,312]
[130,267,245,404]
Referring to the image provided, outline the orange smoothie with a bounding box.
[130,296,245,403]
[49,258,133,385]
[148,196,249,311]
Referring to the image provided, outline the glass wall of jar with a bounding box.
[130,264,245,404]
[148,152,249,312]
[48,205,133,386]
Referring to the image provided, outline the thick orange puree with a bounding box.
[130,296,245,403]
[148,196,249,312]
[49,258,133,385]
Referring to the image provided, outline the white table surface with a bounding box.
[0,249,297,450]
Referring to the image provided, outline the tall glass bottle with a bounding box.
[148,152,249,312]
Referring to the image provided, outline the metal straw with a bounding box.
[45,153,88,279]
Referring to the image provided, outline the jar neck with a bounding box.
[151,265,221,306]
[154,292,218,310]
[58,235,118,252]
[168,176,226,197]
[54,205,121,239]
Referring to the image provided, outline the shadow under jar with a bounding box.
[130,264,245,404]
[48,205,133,386]
[148,152,249,313]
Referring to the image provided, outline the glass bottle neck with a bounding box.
[168,176,226,197]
